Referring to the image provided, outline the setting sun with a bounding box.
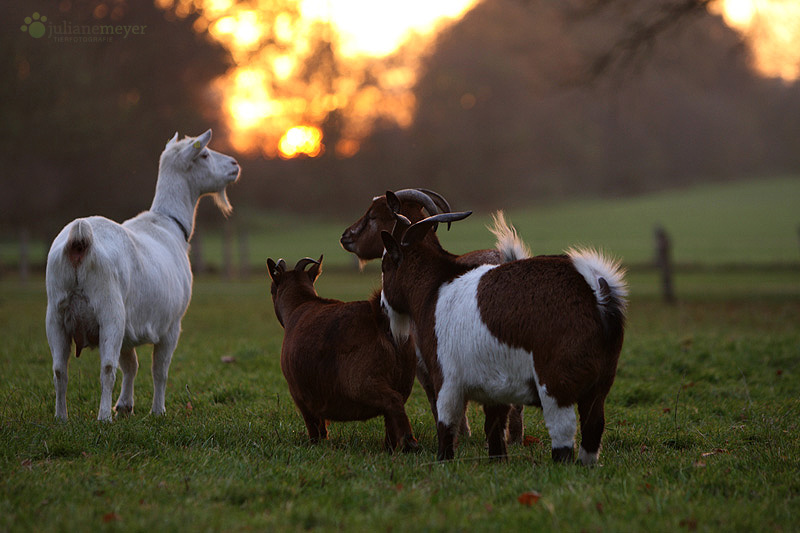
[278,125,324,158]
[157,0,477,159]
[713,0,800,80]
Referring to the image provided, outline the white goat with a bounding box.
[45,130,240,421]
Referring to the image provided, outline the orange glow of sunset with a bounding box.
[713,0,800,81]
[157,0,477,158]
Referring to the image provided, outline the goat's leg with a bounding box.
[577,394,606,466]
[483,404,511,460]
[506,404,524,444]
[538,388,577,463]
[380,394,418,453]
[115,347,138,416]
[47,308,71,421]
[97,327,124,422]
[435,383,464,461]
[298,406,327,443]
[151,330,179,416]
[417,358,470,438]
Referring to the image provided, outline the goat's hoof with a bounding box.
[551,446,575,464]
[114,404,134,417]
[401,435,420,453]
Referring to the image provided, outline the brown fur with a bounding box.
[268,257,418,452]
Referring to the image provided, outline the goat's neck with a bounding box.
[276,285,320,327]
[405,253,467,320]
[150,170,198,241]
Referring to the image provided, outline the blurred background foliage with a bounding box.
[1,0,799,239]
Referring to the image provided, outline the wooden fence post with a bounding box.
[222,220,234,280]
[655,225,676,304]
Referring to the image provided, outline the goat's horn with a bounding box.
[294,257,320,271]
[276,259,287,272]
[416,189,451,214]
[402,211,472,246]
[416,188,453,231]
[393,189,440,218]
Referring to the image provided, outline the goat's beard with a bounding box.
[211,188,233,217]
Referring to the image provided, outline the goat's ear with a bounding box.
[267,258,283,284]
[185,129,212,159]
[391,213,411,241]
[166,132,179,147]
[381,231,403,266]
[385,190,401,215]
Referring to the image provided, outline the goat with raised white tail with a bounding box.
[379,192,627,464]
[46,130,240,421]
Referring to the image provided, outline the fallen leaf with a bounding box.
[21,459,32,469]
[185,401,193,415]
[776,369,783,376]
[221,355,236,364]
[523,435,541,446]
[692,460,706,468]
[596,502,604,514]
[662,407,671,414]
[517,491,541,506]
[102,512,120,523]
[679,517,698,531]
[700,448,728,457]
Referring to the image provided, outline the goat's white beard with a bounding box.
[211,189,232,216]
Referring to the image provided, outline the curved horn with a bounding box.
[294,257,320,271]
[277,259,287,272]
[402,211,472,246]
[416,189,451,214]
[417,189,453,231]
[393,189,440,218]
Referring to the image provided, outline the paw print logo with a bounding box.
[21,12,47,39]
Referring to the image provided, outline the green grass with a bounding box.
[6,176,797,272]
[1,177,799,531]
[196,176,800,270]
[1,267,799,532]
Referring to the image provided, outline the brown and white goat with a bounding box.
[341,189,527,442]
[380,200,627,464]
[267,256,418,452]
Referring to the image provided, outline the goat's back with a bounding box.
[46,213,192,347]
[280,296,415,420]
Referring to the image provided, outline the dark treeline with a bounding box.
[2,0,799,238]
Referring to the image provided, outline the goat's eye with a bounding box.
[200,152,209,159]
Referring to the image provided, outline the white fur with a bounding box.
[432,265,576,452]
[567,247,628,307]
[488,211,531,262]
[380,290,411,344]
[46,130,239,421]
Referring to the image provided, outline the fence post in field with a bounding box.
[19,227,30,283]
[191,226,206,275]
[222,220,234,280]
[238,224,250,279]
[655,225,676,304]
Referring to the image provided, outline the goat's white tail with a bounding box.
[65,220,93,268]
[489,211,531,263]
[567,247,628,339]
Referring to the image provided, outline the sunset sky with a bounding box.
[157,0,799,159]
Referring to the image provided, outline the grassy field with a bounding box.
[1,177,799,531]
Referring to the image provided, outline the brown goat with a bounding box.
[267,256,418,452]
[380,197,627,464]
[340,189,526,443]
